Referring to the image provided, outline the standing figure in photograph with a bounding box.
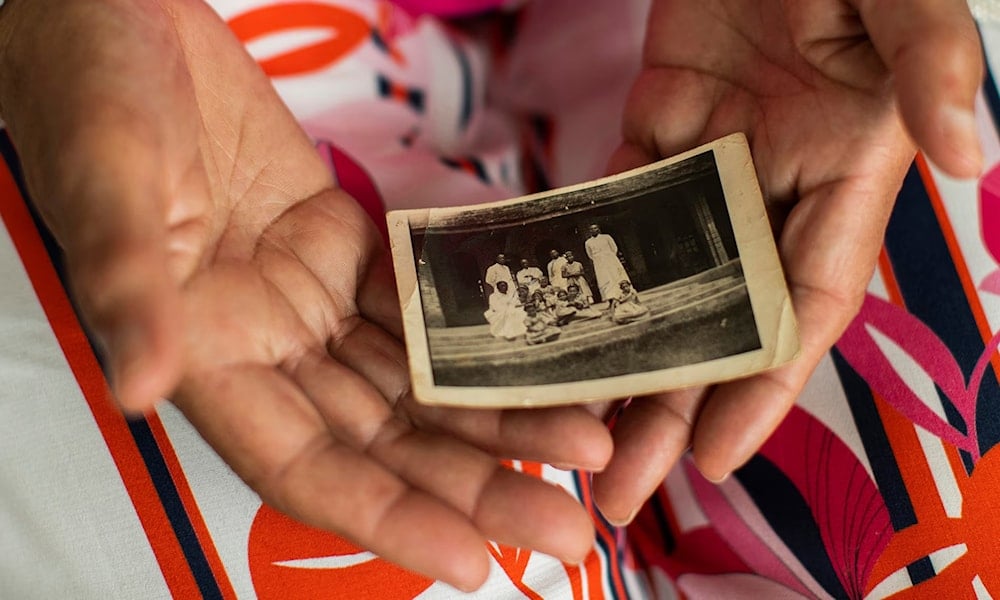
[484,253,515,295]
[483,281,527,340]
[561,251,594,304]
[547,249,568,291]
[585,224,631,302]
[610,280,650,325]
[524,304,561,345]
[517,259,544,294]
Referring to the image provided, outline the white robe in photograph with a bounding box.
[516,266,544,293]
[484,289,527,340]
[485,263,514,293]
[585,233,631,301]
[547,255,568,290]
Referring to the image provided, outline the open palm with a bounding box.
[0,0,612,589]
[594,0,983,522]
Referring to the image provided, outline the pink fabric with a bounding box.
[758,408,892,598]
[684,462,816,598]
[837,293,1000,461]
[391,0,508,17]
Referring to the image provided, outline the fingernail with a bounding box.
[705,471,730,484]
[940,105,984,177]
[550,462,604,473]
[606,506,639,527]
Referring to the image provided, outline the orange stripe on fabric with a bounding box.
[871,391,948,524]
[0,163,201,598]
[486,544,545,600]
[585,552,605,600]
[391,85,409,102]
[874,252,950,524]
[227,3,369,77]
[145,415,237,600]
[877,249,904,309]
[560,562,585,600]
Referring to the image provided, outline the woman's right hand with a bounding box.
[0,0,612,589]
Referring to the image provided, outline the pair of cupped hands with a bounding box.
[0,0,984,591]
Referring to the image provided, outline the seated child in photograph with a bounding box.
[610,280,650,325]
[566,284,602,320]
[524,304,562,345]
[552,289,578,326]
[537,277,560,307]
[484,281,528,340]
[515,285,538,317]
[531,290,558,325]
[515,285,532,309]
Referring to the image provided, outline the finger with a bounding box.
[264,190,404,338]
[856,0,984,177]
[366,422,596,564]
[327,316,410,406]
[607,141,657,176]
[358,252,405,339]
[174,365,492,591]
[290,353,597,564]
[0,1,210,411]
[407,401,614,472]
[691,282,841,480]
[252,207,406,398]
[693,171,896,479]
[56,129,183,412]
[620,68,718,160]
[323,318,614,470]
[592,387,705,524]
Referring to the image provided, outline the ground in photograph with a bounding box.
[427,260,760,386]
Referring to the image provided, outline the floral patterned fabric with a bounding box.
[4,2,1000,599]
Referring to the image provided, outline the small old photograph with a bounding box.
[388,134,799,407]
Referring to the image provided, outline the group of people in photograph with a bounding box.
[482,225,651,343]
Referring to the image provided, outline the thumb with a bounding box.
[55,127,185,413]
[0,0,197,411]
[857,0,984,178]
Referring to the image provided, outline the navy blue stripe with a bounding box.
[127,418,224,600]
[375,73,391,98]
[885,164,1000,464]
[647,490,676,554]
[369,29,389,54]
[0,132,224,598]
[451,40,474,130]
[831,348,935,584]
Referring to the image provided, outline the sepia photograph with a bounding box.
[388,134,799,408]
